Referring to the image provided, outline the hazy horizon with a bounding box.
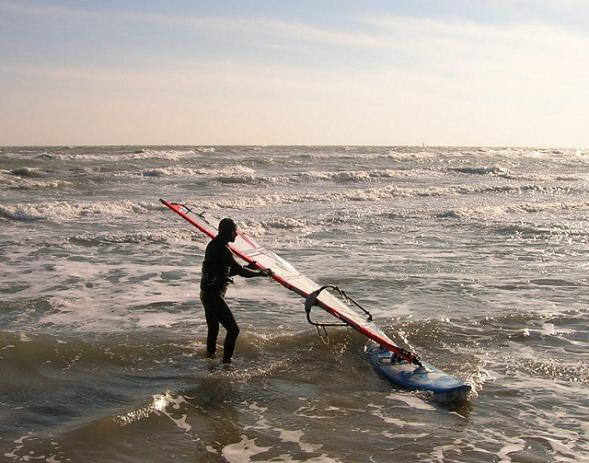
[0,143,584,149]
[1,1,588,147]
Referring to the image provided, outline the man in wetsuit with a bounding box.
[200,218,272,364]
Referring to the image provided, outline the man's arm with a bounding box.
[229,255,272,278]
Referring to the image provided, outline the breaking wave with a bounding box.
[0,200,159,222]
[0,170,72,190]
[35,148,206,162]
[206,183,581,210]
[141,165,258,184]
[436,200,589,221]
[449,166,511,176]
[69,229,199,246]
[289,169,414,183]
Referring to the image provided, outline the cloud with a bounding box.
[0,1,389,50]
[3,1,588,59]
[0,1,102,18]
[1,1,588,145]
[359,14,589,94]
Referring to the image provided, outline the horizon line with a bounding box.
[1,143,583,149]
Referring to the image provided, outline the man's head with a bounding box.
[218,218,238,242]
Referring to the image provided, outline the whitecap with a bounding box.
[40,149,202,162]
[0,200,155,222]
[140,165,256,180]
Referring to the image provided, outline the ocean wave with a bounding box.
[205,182,577,210]
[123,148,205,161]
[449,166,511,176]
[69,229,198,246]
[435,202,589,242]
[390,305,588,342]
[0,330,125,376]
[0,170,72,190]
[554,174,588,181]
[139,167,413,185]
[296,149,440,162]
[36,149,204,162]
[493,224,589,242]
[0,330,207,377]
[238,217,311,236]
[203,186,429,209]
[141,165,256,180]
[0,200,157,222]
[437,200,589,221]
[141,167,202,177]
[518,356,589,384]
[8,167,46,178]
[290,169,412,183]
[450,165,589,183]
[127,164,588,187]
[504,172,586,182]
[3,182,579,224]
[459,183,580,195]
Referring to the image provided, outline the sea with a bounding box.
[0,145,588,463]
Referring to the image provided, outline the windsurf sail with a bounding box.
[160,198,421,365]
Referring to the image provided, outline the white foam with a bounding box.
[72,228,197,245]
[386,393,436,411]
[265,455,344,463]
[293,406,334,420]
[206,185,450,210]
[242,400,326,456]
[497,439,526,462]
[3,434,35,461]
[41,149,203,162]
[238,217,311,237]
[292,169,411,183]
[221,435,271,463]
[277,429,322,453]
[429,442,462,462]
[0,170,72,189]
[16,258,199,333]
[0,200,157,222]
[437,200,589,223]
[247,402,268,413]
[367,404,427,428]
[205,181,583,211]
[141,165,256,181]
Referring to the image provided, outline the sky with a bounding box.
[0,0,588,147]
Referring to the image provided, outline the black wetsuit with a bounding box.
[200,236,259,362]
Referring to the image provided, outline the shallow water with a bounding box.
[1,145,588,462]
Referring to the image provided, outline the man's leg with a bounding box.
[201,292,220,357]
[214,298,240,363]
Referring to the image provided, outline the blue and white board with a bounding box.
[367,346,471,400]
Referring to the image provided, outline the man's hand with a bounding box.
[260,268,274,277]
[245,261,258,270]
